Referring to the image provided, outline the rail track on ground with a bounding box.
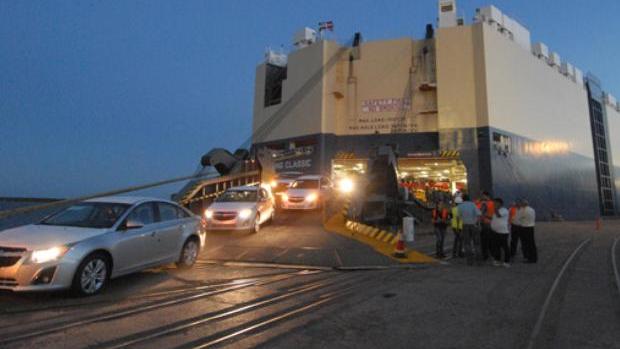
[0,268,387,348]
[526,233,620,349]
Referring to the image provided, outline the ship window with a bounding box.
[441,4,453,12]
[264,64,287,107]
[492,132,512,155]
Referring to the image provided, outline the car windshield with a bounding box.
[216,190,258,202]
[291,180,319,189]
[39,202,130,229]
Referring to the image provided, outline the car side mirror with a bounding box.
[123,219,144,230]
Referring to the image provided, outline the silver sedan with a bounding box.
[0,196,205,295]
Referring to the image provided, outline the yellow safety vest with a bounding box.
[451,206,463,230]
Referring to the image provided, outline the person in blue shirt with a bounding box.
[458,194,482,265]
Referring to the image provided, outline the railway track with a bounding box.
[95,272,371,349]
[178,287,354,349]
[0,269,330,345]
[526,234,620,349]
[0,267,388,349]
[0,270,302,317]
[0,268,385,349]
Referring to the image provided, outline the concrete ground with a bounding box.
[0,210,619,349]
[201,210,395,267]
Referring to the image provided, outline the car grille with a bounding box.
[0,256,22,268]
[0,277,18,287]
[289,197,305,203]
[0,246,26,253]
[213,211,238,221]
[0,246,26,268]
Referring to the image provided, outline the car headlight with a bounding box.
[306,193,318,202]
[205,210,213,219]
[238,209,253,220]
[282,193,289,202]
[338,178,354,194]
[270,180,278,188]
[31,246,68,264]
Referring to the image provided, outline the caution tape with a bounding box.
[439,150,460,158]
[345,220,400,246]
[334,151,357,159]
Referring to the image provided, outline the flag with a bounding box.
[319,21,334,32]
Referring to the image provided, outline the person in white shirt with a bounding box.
[490,197,510,267]
[517,199,537,263]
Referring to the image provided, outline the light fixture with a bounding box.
[31,246,68,264]
[306,193,318,202]
[338,178,354,194]
[238,209,253,220]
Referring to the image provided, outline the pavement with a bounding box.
[201,210,397,267]
[0,210,619,349]
[260,220,620,349]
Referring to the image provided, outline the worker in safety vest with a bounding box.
[517,199,537,263]
[479,191,495,262]
[451,197,464,258]
[509,201,523,259]
[475,199,483,212]
[432,200,450,258]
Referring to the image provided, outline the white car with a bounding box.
[0,196,205,295]
[280,175,332,210]
[269,172,303,207]
[270,172,302,196]
[205,186,275,233]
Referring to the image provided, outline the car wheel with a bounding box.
[177,237,199,269]
[72,252,110,296]
[251,214,261,233]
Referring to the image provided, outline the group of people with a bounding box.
[432,191,538,266]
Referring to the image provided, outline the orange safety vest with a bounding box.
[509,206,517,224]
[479,199,495,223]
[484,200,495,218]
[432,207,449,224]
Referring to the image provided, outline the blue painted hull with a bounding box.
[254,127,603,220]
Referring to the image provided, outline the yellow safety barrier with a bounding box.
[323,213,436,264]
[439,150,461,158]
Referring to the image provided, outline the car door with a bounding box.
[114,202,158,274]
[153,202,185,262]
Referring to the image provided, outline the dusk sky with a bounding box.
[1,0,619,199]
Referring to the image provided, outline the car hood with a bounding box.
[286,189,318,197]
[0,224,107,250]
[208,202,257,211]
